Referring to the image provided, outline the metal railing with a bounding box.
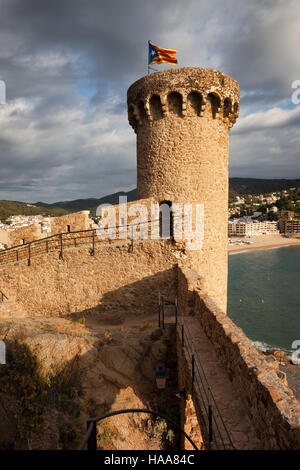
[176,313,235,450]
[157,295,234,450]
[0,215,183,267]
[79,408,200,450]
[0,290,8,302]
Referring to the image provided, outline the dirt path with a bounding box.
[181,317,263,450]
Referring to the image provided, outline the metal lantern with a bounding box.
[154,365,168,389]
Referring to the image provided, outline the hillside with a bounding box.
[36,179,300,213]
[2,179,300,219]
[35,189,138,216]
[0,201,68,221]
[228,178,300,199]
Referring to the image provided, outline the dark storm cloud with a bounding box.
[0,0,299,202]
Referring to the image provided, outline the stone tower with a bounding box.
[127,67,239,312]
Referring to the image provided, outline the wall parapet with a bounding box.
[177,266,300,450]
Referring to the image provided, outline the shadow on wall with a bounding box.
[64,267,178,319]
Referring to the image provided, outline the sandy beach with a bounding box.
[228,234,300,253]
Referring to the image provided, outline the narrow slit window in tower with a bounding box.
[159,201,174,239]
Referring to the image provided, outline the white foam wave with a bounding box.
[252,340,290,354]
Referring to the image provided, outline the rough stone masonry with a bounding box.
[127,67,239,312]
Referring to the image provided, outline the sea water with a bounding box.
[227,245,300,352]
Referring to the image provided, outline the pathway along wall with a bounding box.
[128,68,239,313]
[177,266,300,450]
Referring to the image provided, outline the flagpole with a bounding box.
[148,40,151,75]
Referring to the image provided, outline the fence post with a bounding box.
[91,229,95,256]
[27,244,31,266]
[162,297,165,329]
[59,233,63,259]
[175,297,178,325]
[208,404,213,444]
[192,354,195,387]
[158,292,161,328]
[181,324,184,348]
[46,240,49,253]
[130,226,134,252]
[87,421,97,450]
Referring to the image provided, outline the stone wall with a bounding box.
[9,223,44,247]
[50,210,91,235]
[0,239,184,317]
[177,266,300,450]
[0,229,9,247]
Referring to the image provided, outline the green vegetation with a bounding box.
[228,178,300,201]
[0,200,68,222]
[35,189,137,216]
[0,338,82,450]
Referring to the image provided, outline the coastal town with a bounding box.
[228,186,300,251]
[0,186,299,252]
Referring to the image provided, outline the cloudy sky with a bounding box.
[0,0,299,203]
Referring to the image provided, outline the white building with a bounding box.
[228,220,279,237]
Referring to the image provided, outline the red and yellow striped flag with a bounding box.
[148,42,178,65]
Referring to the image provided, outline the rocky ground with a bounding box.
[263,349,300,401]
[0,307,180,450]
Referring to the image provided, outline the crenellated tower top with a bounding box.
[127,67,239,132]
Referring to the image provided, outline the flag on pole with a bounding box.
[148,42,178,66]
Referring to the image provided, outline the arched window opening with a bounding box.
[138,100,147,120]
[223,98,232,118]
[207,93,221,119]
[167,92,182,116]
[128,104,138,128]
[159,201,174,239]
[187,91,202,116]
[150,94,163,120]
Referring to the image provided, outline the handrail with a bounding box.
[0,215,184,266]
[183,320,235,449]
[78,408,200,450]
[0,213,183,253]
[176,314,235,450]
[0,290,8,302]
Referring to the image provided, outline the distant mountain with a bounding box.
[0,200,68,221]
[36,180,300,213]
[2,179,300,220]
[228,178,300,199]
[35,189,138,216]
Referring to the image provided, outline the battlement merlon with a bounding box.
[127,67,240,132]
